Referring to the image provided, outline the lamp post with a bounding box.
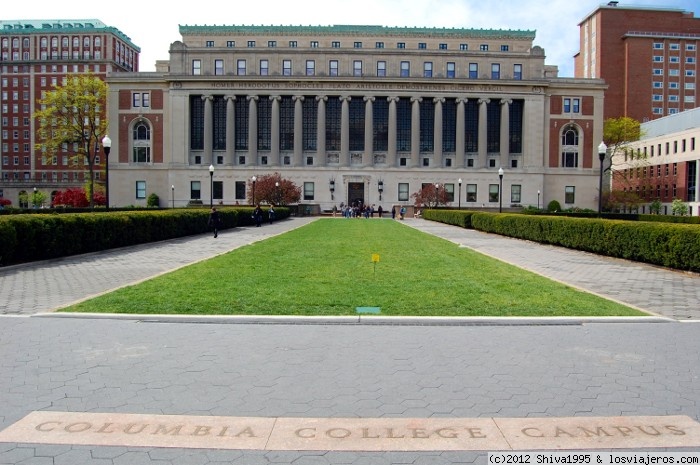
[101,135,111,210]
[209,164,214,208]
[32,187,37,209]
[598,141,607,216]
[171,185,175,209]
[251,175,257,205]
[434,183,440,208]
[378,180,384,201]
[498,167,504,213]
[458,178,462,209]
[275,181,280,206]
[329,179,335,201]
[537,190,541,210]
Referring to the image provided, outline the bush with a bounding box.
[547,200,561,212]
[147,193,160,208]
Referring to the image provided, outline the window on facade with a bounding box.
[192,60,201,75]
[423,62,433,77]
[289,41,297,48]
[418,42,427,49]
[132,121,151,163]
[375,42,384,48]
[205,41,214,47]
[511,184,521,203]
[353,60,362,76]
[565,186,575,204]
[446,62,455,78]
[460,43,468,50]
[329,60,339,76]
[353,42,362,48]
[491,63,500,79]
[283,60,292,76]
[501,45,509,51]
[398,183,409,201]
[190,181,201,200]
[306,60,315,76]
[268,41,277,48]
[136,181,146,199]
[489,184,499,202]
[303,182,314,200]
[332,41,340,48]
[466,184,477,202]
[310,41,319,48]
[215,59,224,75]
[226,41,235,47]
[397,42,405,49]
[469,63,478,79]
[260,59,269,75]
[132,93,141,107]
[513,64,522,80]
[237,59,246,75]
[480,44,489,51]
[400,61,410,77]
[377,61,386,77]
[247,41,255,48]
[653,42,663,49]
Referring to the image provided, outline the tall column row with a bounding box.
[200,94,514,168]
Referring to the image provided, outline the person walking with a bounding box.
[391,206,396,219]
[253,204,264,227]
[377,205,383,218]
[268,204,276,224]
[208,207,221,238]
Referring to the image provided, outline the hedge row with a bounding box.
[421,209,700,273]
[0,207,288,266]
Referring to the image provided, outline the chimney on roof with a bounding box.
[608,1,619,6]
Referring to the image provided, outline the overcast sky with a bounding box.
[4,0,698,77]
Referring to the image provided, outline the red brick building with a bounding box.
[575,1,700,121]
[0,19,139,206]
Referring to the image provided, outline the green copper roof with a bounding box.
[0,19,140,51]
[179,24,536,40]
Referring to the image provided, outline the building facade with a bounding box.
[575,1,700,121]
[0,19,140,206]
[611,107,700,215]
[105,24,606,212]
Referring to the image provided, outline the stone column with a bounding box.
[433,97,444,168]
[293,95,304,167]
[500,98,512,169]
[364,96,374,166]
[456,97,467,168]
[270,95,281,166]
[316,95,327,166]
[478,98,490,169]
[202,95,213,165]
[225,95,236,166]
[387,96,398,167]
[411,96,421,168]
[340,96,351,167]
[247,95,258,166]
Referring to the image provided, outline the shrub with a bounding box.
[547,200,561,212]
[147,193,160,208]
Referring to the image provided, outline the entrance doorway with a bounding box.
[348,182,365,207]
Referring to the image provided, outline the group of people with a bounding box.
[208,204,276,238]
[335,202,383,219]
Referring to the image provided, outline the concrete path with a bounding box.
[1,217,699,464]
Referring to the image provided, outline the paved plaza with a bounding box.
[0,217,699,464]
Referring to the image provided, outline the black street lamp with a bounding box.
[458,178,462,209]
[434,183,440,208]
[378,180,384,201]
[251,175,257,205]
[275,181,280,206]
[498,167,504,213]
[101,135,111,210]
[329,179,335,201]
[537,189,541,210]
[598,141,607,216]
[209,164,214,208]
[171,185,175,209]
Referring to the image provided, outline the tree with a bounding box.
[30,189,48,208]
[248,173,301,206]
[411,184,449,208]
[603,116,645,187]
[35,73,109,209]
[672,198,689,216]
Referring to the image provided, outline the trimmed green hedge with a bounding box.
[422,209,700,272]
[0,207,288,266]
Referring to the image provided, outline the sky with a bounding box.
[4,0,699,77]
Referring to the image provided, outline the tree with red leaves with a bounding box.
[248,173,301,206]
[411,183,450,209]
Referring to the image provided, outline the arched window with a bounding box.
[560,125,580,168]
[132,120,151,163]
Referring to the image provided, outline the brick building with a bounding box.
[0,19,139,206]
[575,1,700,121]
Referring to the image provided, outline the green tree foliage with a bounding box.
[672,198,689,216]
[603,116,644,184]
[411,183,450,208]
[248,172,301,206]
[35,73,108,209]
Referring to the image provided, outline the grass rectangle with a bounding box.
[63,219,646,317]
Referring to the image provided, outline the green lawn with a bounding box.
[63,219,646,317]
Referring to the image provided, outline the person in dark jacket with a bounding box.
[208,207,221,238]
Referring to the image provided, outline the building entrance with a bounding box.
[348,182,365,207]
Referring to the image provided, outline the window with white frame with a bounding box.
[215,59,224,75]
[398,183,409,201]
[283,60,292,76]
[330,60,339,76]
[237,59,246,75]
[565,186,575,204]
[192,60,201,75]
[303,182,314,200]
[136,180,146,199]
[306,60,315,76]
